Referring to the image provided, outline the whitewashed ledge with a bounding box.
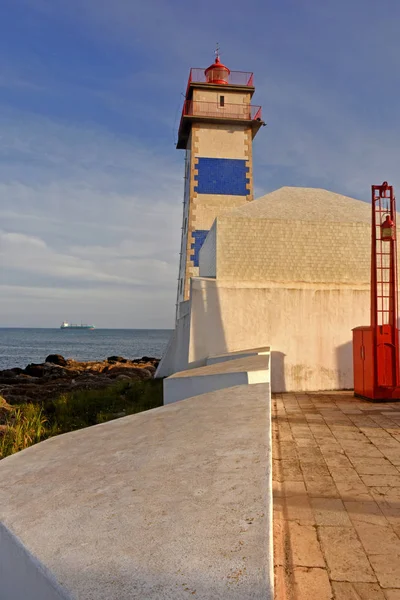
[0,383,273,600]
[164,351,270,405]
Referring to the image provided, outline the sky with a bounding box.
[1,0,400,328]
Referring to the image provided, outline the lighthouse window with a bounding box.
[219,95,225,107]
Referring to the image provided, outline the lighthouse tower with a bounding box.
[176,52,264,310]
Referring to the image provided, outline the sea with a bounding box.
[0,328,172,371]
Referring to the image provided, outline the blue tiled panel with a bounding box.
[190,230,209,267]
[194,158,249,196]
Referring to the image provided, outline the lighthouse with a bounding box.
[176,52,264,309]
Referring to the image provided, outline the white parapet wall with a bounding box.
[0,382,273,600]
[207,347,270,365]
[164,353,270,405]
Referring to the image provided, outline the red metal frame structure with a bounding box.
[353,181,400,400]
[182,100,262,121]
[185,68,254,95]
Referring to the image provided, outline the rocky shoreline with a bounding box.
[0,354,160,405]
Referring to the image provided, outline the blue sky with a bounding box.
[1,0,400,327]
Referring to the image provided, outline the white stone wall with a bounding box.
[199,223,217,278]
[155,304,192,377]
[186,278,370,392]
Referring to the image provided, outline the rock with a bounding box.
[106,367,152,381]
[0,370,18,379]
[107,356,128,364]
[45,354,67,367]
[10,367,24,375]
[144,365,156,375]
[0,354,160,405]
[24,363,46,378]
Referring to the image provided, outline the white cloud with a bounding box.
[0,110,183,326]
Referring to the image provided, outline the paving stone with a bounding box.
[345,447,384,459]
[273,393,400,597]
[292,566,332,600]
[369,487,400,501]
[350,459,400,476]
[276,442,298,459]
[301,464,331,479]
[282,479,307,497]
[328,467,362,483]
[332,582,386,599]
[323,455,354,469]
[361,475,400,487]
[287,521,325,567]
[281,459,304,479]
[286,495,315,525]
[344,501,388,526]
[335,481,373,502]
[369,555,400,588]
[273,518,287,567]
[375,503,400,526]
[311,498,352,527]
[274,565,289,600]
[353,522,400,555]
[272,479,283,497]
[305,477,340,498]
[318,526,376,582]
[295,437,318,447]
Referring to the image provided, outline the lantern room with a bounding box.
[381,214,395,241]
[204,56,230,85]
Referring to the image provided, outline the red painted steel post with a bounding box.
[371,182,400,394]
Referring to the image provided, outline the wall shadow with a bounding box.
[270,351,286,393]
[188,279,228,366]
[335,340,353,389]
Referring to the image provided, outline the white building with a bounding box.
[158,184,377,392]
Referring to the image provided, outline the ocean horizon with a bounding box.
[0,328,172,370]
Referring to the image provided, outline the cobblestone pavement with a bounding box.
[273,391,400,600]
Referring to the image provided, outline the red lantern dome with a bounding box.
[204,56,230,85]
[381,214,395,241]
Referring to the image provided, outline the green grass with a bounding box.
[0,379,163,460]
[0,403,47,459]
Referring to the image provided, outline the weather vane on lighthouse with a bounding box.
[215,43,220,61]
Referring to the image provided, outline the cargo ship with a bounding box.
[60,321,95,330]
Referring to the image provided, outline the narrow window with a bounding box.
[219,95,225,107]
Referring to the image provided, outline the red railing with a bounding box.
[188,68,254,87]
[183,100,262,121]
